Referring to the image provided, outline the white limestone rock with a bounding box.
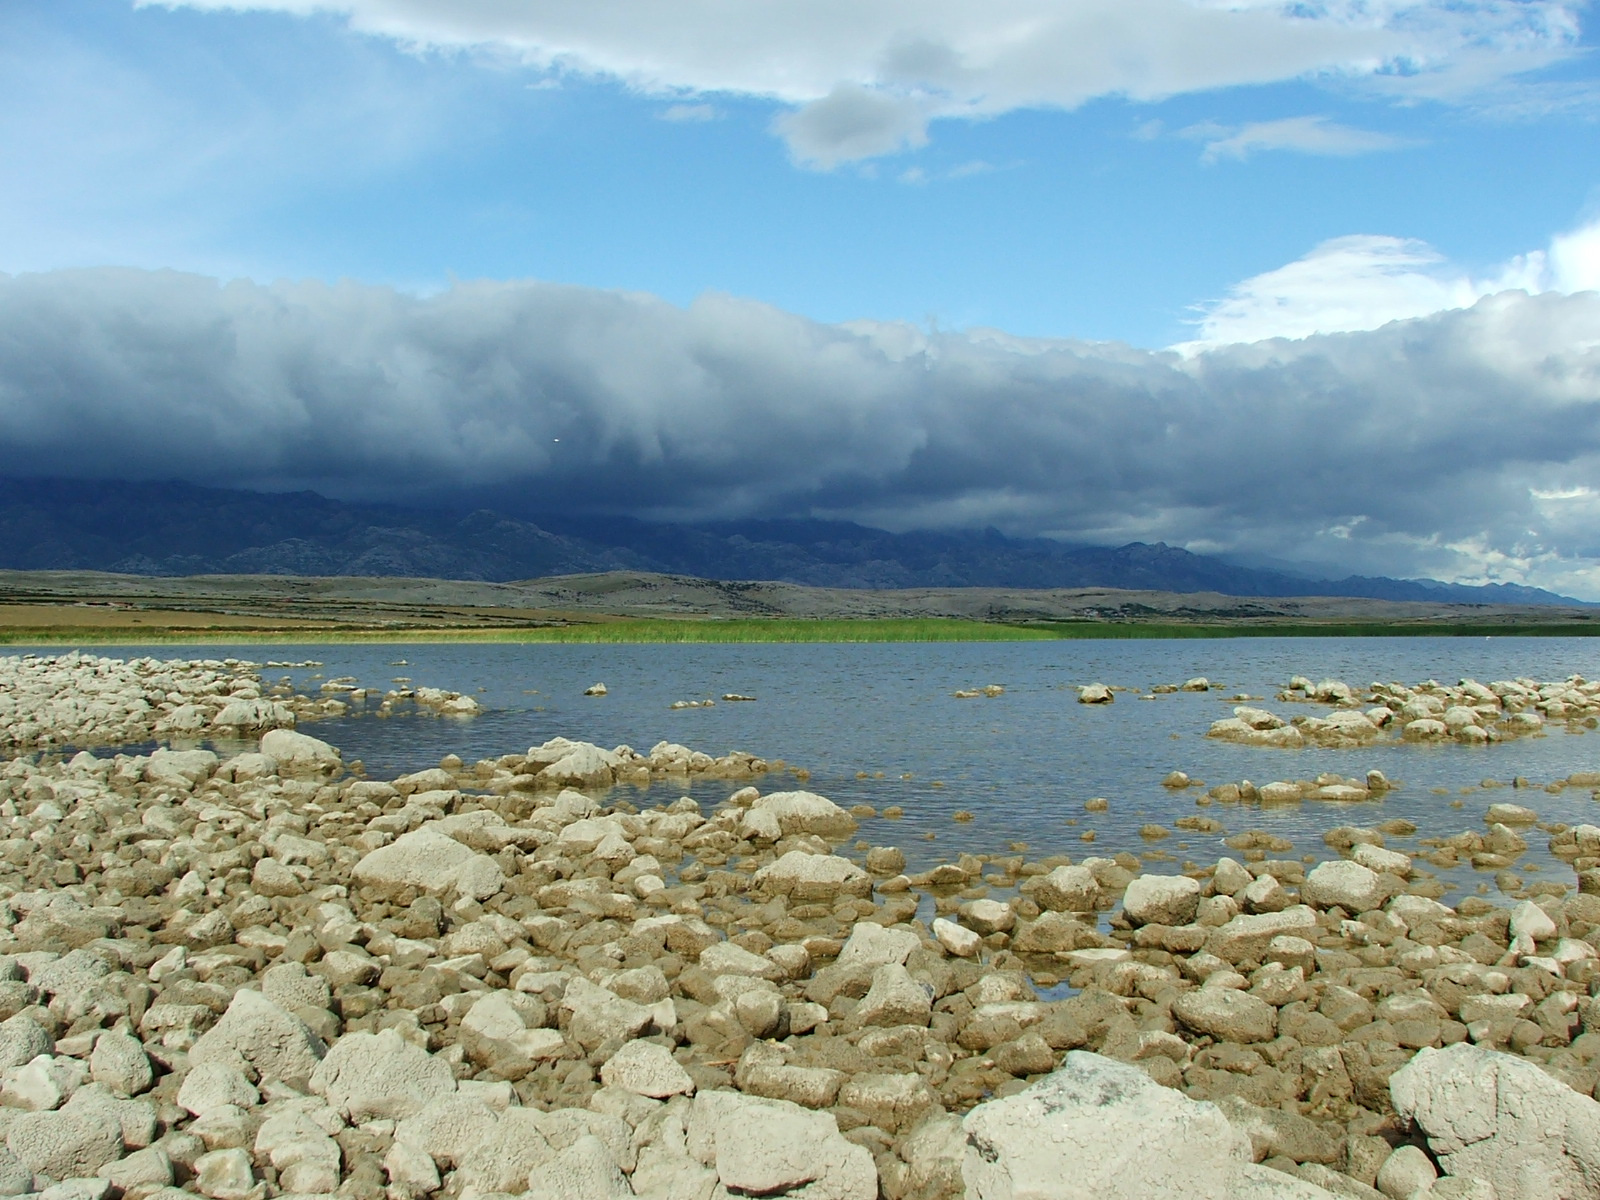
[310,1029,455,1123]
[1122,874,1202,927]
[961,1051,1253,1200]
[1390,1042,1600,1200]
[688,1090,876,1200]
[351,827,505,903]
[189,989,324,1086]
[599,1040,694,1099]
[258,729,341,773]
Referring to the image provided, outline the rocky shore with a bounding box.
[0,654,1599,1199]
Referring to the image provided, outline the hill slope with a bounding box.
[0,477,1583,605]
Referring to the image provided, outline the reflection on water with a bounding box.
[73,637,1600,901]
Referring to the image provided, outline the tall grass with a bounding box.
[1,617,1595,646]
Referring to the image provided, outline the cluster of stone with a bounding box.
[1206,674,1600,748]
[0,655,299,753]
[3,657,1600,1199]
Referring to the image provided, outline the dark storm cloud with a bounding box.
[2,267,1599,590]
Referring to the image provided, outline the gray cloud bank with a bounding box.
[2,267,1599,594]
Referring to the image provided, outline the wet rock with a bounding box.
[1026,865,1099,913]
[746,791,858,839]
[932,918,982,958]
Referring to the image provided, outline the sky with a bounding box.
[2,1,1600,594]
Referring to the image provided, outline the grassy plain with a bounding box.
[1,612,1597,645]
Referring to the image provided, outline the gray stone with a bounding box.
[1028,866,1099,913]
[855,964,933,1028]
[177,1063,257,1117]
[599,1040,694,1099]
[961,1051,1252,1200]
[88,1033,152,1098]
[189,989,324,1085]
[1123,874,1201,927]
[0,1017,51,1071]
[562,979,654,1051]
[258,729,340,772]
[746,791,858,838]
[1375,1145,1437,1199]
[836,923,920,971]
[752,852,871,902]
[352,827,505,903]
[1302,861,1389,914]
[1172,989,1278,1043]
[6,1108,122,1180]
[311,1029,455,1123]
[688,1090,875,1200]
[524,1133,631,1200]
[1390,1042,1600,1200]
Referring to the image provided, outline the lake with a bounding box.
[69,636,1600,901]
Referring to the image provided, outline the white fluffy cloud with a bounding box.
[2,266,1600,593]
[143,0,1584,165]
[1181,217,1600,349]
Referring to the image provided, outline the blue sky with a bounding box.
[4,0,1600,595]
[5,0,1597,346]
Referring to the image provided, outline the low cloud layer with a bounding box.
[2,267,1600,594]
[146,0,1585,165]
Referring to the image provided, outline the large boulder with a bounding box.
[962,1052,1254,1200]
[352,827,505,903]
[537,742,618,790]
[687,1090,876,1200]
[1390,1042,1600,1200]
[212,698,293,731]
[1205,907,1319,964]
[259,729,341,773]
[143,749,219,788]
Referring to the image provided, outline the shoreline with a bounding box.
[1,653,1598,1198]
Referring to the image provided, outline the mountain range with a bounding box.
[0,476,1584,606]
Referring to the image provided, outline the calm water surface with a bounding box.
[74,637,1600,900]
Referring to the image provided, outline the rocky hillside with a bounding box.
[0,476,1584,604]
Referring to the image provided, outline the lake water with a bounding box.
[73,636,1600,900]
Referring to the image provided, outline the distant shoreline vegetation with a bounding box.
[2,617,1600,645]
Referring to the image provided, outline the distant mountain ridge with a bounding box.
[0,477,1585,606]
